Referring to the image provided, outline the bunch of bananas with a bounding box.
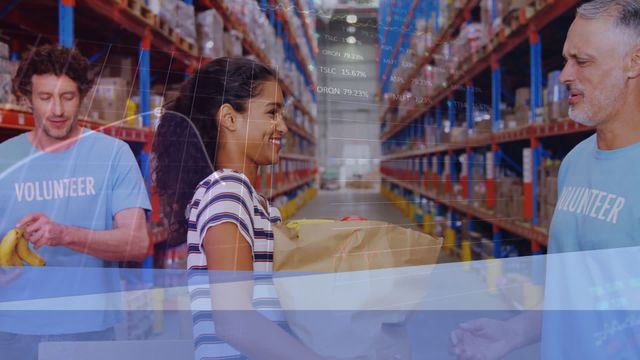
[285,219,336,237]
[0,228,46,266]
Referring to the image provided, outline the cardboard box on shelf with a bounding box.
[98,55,135,88]
[347,179,373,189]
[450,126,467,143]
[475,119,492,135]
[439,129,450,144]
[514,106,530,127]
[472,181,486,207]
[537,158,561,228]
[495,176,524,219]
[511,195,524,221]
[515,87,530,108]
[90,77,130,124]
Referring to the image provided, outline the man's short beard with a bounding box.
[569,106,599,127]
[568,74,626,128]
[43,118,77,140]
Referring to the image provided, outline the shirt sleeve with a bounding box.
[270,206,282,224]
[111,141,152,216]
[195,176,255,250]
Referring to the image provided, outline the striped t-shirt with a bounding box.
[187,169,285,360]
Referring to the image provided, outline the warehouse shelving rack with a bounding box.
[206,0,317,120]
[0,0,318,255]
[293,0,318,56]
[380,0,478,102]
[378,0,591,260]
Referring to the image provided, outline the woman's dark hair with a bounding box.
[13,45,94,99]
[153,57,276,247]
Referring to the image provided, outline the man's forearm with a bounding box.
[507,309,543,350]
[62,226,149,262]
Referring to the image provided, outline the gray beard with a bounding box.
[568,107,598,127]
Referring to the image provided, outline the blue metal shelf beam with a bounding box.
[59,0,74,48]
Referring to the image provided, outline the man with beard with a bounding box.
[450,1,640,359]
[0,45,150,359]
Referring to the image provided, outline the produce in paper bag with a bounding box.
[272,220,442,359]
[273,220,441,273]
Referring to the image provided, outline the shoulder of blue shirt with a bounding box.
[557,133,597,185]
[0,128,130,153]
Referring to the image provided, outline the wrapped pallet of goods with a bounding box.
[196,8,225,59]
[157,0,178,32]
[175,1,196,45]
[0,42,17,105]
[223,30,243,57]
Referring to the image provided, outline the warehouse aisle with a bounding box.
[292,187,408,225]
[291,187,539,359]
[292,186,459,264]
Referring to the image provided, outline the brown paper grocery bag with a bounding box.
[272,220,443,359]
[273,220,442,273]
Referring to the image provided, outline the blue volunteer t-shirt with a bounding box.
[0,129,151,334]
[542,134,640,359]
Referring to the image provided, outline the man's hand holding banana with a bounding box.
[17,213,66,250]
[0,227,45,267]
[0,212,56,267]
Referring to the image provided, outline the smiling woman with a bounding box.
[152,57,320,360]
[153,57,288,247]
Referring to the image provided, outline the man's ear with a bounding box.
[627,45,640,79]
[217,104,238,131]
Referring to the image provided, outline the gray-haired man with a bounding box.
[450,1,640,359]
